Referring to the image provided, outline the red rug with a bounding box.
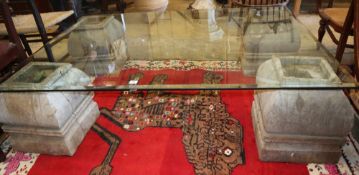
[28,69,308,175]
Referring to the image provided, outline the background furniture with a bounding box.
[334,0,359,145]
[0,0,75,61]
[317,0,353,62]
[228,0,305,17]
[351,0,359,143]
[354,0,358,79]
[293,0,302,16]
[0,0,28,82]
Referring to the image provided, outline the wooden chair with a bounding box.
[0,0,29,83]
[317,0,354,62]
[231,0,289,7]
[334,0,359,143]
[230,0,291,34]
[0,0,75,61]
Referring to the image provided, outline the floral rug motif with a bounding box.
[308,134,359,175]
[0,138,38,175]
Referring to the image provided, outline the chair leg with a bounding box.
[19,34,32,55]
[101,0,108,13]
[335,0,354,63]
[116,0,126,13]
[28,0,55,62]
[355,0,359,80]
[318,19,327,43]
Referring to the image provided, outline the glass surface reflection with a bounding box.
[2,7,355,91]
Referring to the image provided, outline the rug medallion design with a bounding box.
[101,71,244,175]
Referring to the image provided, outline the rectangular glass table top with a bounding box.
[2,7,358,91]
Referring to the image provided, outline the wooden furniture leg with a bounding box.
[318,19,327,42]
[19,34,32,55]
[1,1,28,60]
[354,0,359,80]
[101,0,109,13]
[293,0,302,17]
[28,0,55,62]
[335,0,354,63]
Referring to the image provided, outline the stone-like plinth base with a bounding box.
[2,95,99,156]
[252,56,354,163]
[252,95,346,163]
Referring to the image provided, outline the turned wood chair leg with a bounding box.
[101,0,109,13]
[293,0,302,17]
[335,0,354,63]
[116,0,126,13]
[28,0,55,62]
[19,34,32,55]
[355,0,359,80]
[318,19,327,43]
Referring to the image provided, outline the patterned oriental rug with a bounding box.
[0,61,357,175]
[30,90,310,175]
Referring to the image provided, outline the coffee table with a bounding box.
[0,7,357,168]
